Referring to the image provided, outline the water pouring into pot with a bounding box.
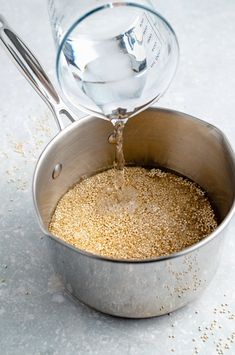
[51,0,179,169]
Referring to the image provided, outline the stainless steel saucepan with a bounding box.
[1,16,235,318]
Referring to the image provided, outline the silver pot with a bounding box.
[33,107,235,318]
[1,16,235,318]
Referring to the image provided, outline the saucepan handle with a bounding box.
[0,15,77,130]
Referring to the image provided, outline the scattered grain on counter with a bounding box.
[49,167,218,259]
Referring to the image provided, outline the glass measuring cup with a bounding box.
[48,1,179,122]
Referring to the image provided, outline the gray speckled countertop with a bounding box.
[0,1,235,354]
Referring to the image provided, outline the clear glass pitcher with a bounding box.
[48,0,179,122]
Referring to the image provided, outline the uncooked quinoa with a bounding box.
[49,167,218,259]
